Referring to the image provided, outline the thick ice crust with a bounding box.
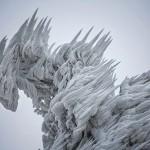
[0,10,150,150]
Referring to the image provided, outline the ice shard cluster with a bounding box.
[0,10,150,150]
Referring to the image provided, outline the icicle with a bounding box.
[43,18,52,43]
[51,45,62,56]
[4,19,29,54]
[88,29,103,48]
[81,26,94,42]
[70,29,83,45]
[35,18,47,43]
[24,8,38,41]
[47,43,55,55]
[32,18,44,41]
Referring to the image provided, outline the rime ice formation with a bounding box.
[0,10,150,150]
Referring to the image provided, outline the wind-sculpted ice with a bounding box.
[0,10,150,150]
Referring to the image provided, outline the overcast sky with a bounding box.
[0,0,150,150]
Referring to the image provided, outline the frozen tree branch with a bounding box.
[0,10,150,150]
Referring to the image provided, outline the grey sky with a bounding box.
[0,0,150,150]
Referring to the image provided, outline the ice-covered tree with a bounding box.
[0,10,150,150]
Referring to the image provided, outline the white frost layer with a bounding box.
[0,10,150,150]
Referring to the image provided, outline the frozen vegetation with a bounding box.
[0,10,150,150]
